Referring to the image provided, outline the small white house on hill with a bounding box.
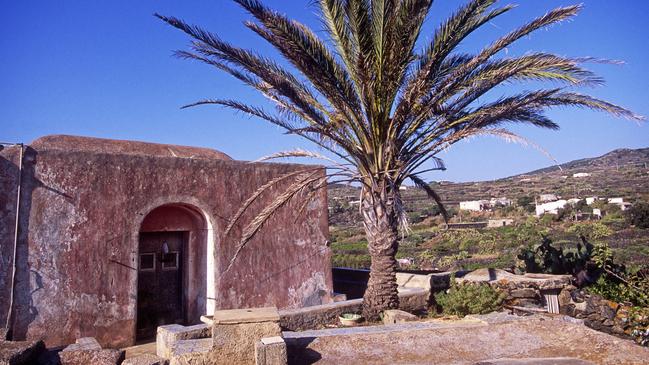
[460,200,490,211]
[573,172,591,178]
[536,199,568,216]
[539,194,559,202]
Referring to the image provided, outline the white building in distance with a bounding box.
[536,199,568,216]
[586,197,599,205]
[608,197,632,211]
[573,172,591,178]
[460,200,491,211]
[539,194,559,203]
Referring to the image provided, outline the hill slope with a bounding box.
[329,147,649,225]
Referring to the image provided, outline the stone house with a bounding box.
[459,200,490,212]
[535,199,568,216]
[0,135,332,348]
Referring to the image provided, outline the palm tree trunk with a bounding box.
[360,184,400,320]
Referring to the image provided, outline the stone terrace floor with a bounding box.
[284,313,649,365]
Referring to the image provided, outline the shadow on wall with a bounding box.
[6,147,73,340]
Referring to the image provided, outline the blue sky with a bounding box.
[2,1,648,182]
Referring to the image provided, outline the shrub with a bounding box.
[567,222,613,240]
[628,307,649,346]
[434,280,506,317]
[626,202,649,229]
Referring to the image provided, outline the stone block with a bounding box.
[212,321,282,365]
[510,288,537,299]
[59,349,125,365]
[254,337,287,365]
[0,339,45,365]
[212,307,280,325]
[123,354,169,365]
[168,338,212,365]
[157,323,211,359]
[382,310,418,325]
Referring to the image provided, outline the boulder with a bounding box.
[382,310,418,325]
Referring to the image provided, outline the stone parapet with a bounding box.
[279,288,428,331]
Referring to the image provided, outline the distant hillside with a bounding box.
[522,148,649,176]
[329,147,649,224]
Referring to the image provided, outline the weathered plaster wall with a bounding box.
[0,135,331,348]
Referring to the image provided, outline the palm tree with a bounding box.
[157,0,641,319]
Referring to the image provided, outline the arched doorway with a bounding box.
[136,203,213,340]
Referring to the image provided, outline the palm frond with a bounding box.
[223,168,321,237]
[470,128,562,169]
[408,174,448,223]
[227,171,325,272]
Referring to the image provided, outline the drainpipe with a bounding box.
[2,142,24,340]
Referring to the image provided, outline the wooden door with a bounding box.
[136,231,185,340]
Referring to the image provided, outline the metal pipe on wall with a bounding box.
[3,143,24,340]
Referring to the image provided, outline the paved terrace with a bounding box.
[283,313,649,365]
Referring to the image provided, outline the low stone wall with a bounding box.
[279,288,429,331]
[559,288,648,345]
[455,269,572,309]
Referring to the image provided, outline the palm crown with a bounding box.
[157,0,641,317]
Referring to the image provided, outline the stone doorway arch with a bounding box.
[135,203,215,340]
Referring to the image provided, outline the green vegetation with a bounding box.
[566,222,613,240]
[330,195,649,273]
[434,279,506,317]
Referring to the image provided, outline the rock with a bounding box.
[59,349,125,365]
[382,310,418,325]
[558,288,574,307]
[0,339,45,365]
[598,304,616,321]
[62,337,102,352]
[122,353,168,365]
[573,301,587,316]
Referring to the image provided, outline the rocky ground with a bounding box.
[285,313,649,365]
